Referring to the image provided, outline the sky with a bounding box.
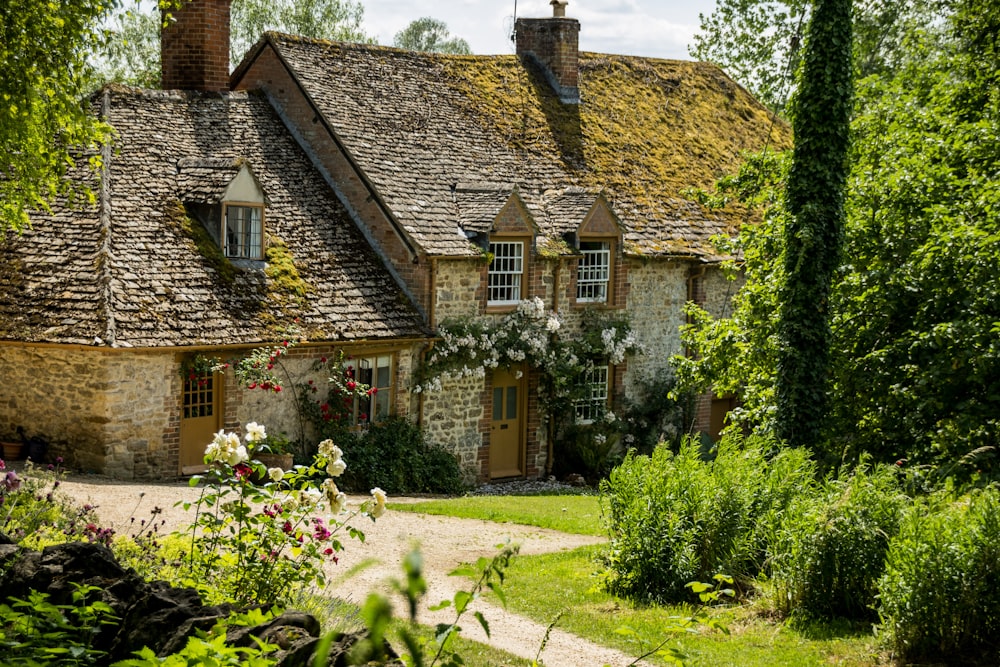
[360,0,720,60]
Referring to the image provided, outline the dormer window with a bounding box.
[224,203,263,259]
[577,240,611,303]
[177,158,268,261]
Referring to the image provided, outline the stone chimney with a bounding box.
[161,0,231,91]
[515,0,580,104]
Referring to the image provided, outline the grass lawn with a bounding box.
[389,494,605,536]
[392,495,885,666]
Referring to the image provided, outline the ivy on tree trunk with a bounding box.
[775,0,853,448]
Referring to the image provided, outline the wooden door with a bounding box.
[489,367,525,478]
[179,370,222,474]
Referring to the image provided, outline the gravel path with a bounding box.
[59,476,646,667]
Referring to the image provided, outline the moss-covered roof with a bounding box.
[247,34,789,259]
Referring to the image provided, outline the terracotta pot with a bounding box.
[2,441,24,461]
[251,453,294,483]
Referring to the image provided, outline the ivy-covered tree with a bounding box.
[393,17,472,54]
[774,0,853,449]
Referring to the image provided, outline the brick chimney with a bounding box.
[161,0,231,91]
[515,0,580,104]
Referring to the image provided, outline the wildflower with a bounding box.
[4,470,21,492]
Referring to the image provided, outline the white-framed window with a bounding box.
[488,240,524,306]
[345,354,393,426]
[577,241,611,303]
[574,363,609,424]
[223,204,263,259]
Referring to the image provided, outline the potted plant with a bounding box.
[252,433,295,477]
[2,439,23,461]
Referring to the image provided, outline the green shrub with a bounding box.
[878,488,1000,664]
[338,417,465,495]
[768,460,905,620]
[600,434,814,603]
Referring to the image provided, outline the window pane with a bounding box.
[577,241,610,303]
[506,386,518,420]
[574,363,609,423]
[224,205,264,259]
[488,241,524,305]
[493,387,503,421]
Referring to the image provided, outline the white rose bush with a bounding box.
[414,299,642,421]
[181,423,386,606]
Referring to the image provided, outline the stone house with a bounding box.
[0,0,787,480]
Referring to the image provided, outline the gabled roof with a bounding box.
[234,34,790,259]
[0,87,427,348]
[453,182,516,235]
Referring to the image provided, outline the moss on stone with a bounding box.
[167,200,237,284]
[265,235,313,304]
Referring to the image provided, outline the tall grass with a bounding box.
[767,459,906,620]
[600,434,815,602]
[879,487,1000,664]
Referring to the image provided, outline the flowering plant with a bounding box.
[180,422,386,606]
[180,353,227,385]
[415,299,642,419]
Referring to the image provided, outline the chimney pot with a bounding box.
[551,0,568,17]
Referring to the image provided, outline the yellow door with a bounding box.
[490,368,525,478]
[179,370,222,474]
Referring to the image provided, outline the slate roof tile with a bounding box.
[0,88,427,347]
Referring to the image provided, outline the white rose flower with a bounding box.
[318,439,341,460]
[227,444,248,466]
[245,422,266,443]
[326,458,347,477]
[369,487,387,518]
[267,467,284,482]
[330,491,347,514]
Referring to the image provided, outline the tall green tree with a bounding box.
[230,0,371,65]
[0,0,115,235]
[393,17,472,54]
[689,0,808,114]
[690,0,934,114]
[775,0,854,448]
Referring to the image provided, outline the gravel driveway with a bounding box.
[59,476,647,667]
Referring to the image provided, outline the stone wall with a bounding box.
[419,374,485,483]
[433,258,485,325]
[0,345,176,478]
[620,259,690,401]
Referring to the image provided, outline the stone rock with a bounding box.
[0,541,392,665]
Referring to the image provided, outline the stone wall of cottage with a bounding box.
[620,259,690,401]
[433,258,485,325]
[0,346,177,479]
[419,374,485,484]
